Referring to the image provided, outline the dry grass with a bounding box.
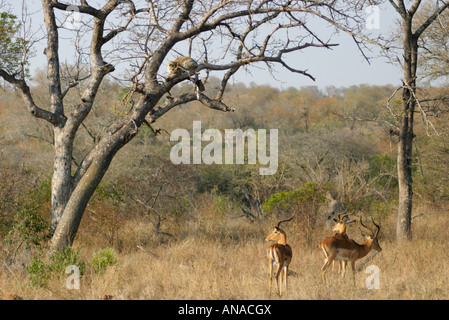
[1,200,449,300]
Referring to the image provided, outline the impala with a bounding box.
[330,213,351,273]
[319,217,381,283]
[265,216,294,296]
[331,212,353,235]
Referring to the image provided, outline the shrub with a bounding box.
[26,254,51,287]
[263,181,327,214]
[4,176,51,248]
[91,247,118,274]
[50,246,86,275]
[263,182,329,246]
[26,246,86,287]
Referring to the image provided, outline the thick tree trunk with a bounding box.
[396,115,414,241]
[50,94,154,251]
[396,17,418,242]
[50,123,134,250]
[50,127,74,234]
[50,154,112,250]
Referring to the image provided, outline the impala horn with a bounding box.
[276,216,295,228]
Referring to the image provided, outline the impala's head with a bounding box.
[265,216,295,245]
[332,212,357,234]
[360,217,382,252]
[332,213,349,234]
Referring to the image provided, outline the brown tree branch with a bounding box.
[0,69,63,125]
[414,1,449,38]
[42,0,64,117]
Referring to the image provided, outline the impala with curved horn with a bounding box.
[330,212,352,273]
[265,216,294,296]
[319,217,381,283]
[331,212,354,235]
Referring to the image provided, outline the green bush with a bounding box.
[195,165,235,195]
[91,247,117,274]
[26,246,86,287]
[4,176,51,248]
[263,181,327,213]
[5,205,48,247]
[26,254,51,287]
[50,246,86,275]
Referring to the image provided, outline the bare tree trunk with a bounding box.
[396,108,414,241]
[386,0,449,241]
[397,15,417,242]
[50,93,151,250]
[397,131,414,241]
[41,0,73,234]
[50,129,74,234]
[50,148,115,250]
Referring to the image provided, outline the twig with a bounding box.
[402,82,439,136]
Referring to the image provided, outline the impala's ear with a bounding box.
[333,218,338,223]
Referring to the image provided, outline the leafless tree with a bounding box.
[385,0,449,241]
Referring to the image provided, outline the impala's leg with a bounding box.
[321,258,328,283]
[275,262,284,296]
[320,247,330,272]
[268,257,273,295]
[322,259,332,283]
[283,264,289,296]
[332,260,342,274]
[321,248,335,283]
[341,261,347,278]
[350,261,356,285]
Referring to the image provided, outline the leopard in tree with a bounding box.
[166,56,205,92]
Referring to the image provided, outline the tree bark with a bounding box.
[41,0,74,233]
[50,128,74,234]
[396,15,418,242]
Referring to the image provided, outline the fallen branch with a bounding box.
[411,212,424,220]
[137,245,159,258]
[356,250,381,272]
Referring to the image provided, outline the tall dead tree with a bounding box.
[0,0,386,251]
[387,0,449,241]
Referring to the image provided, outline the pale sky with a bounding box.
[9,1,404,91]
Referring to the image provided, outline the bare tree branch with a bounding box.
[0,69,63,125]
[415,1,449,37]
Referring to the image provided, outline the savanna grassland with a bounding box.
[1,80,449,299]
[2,199,449,300]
